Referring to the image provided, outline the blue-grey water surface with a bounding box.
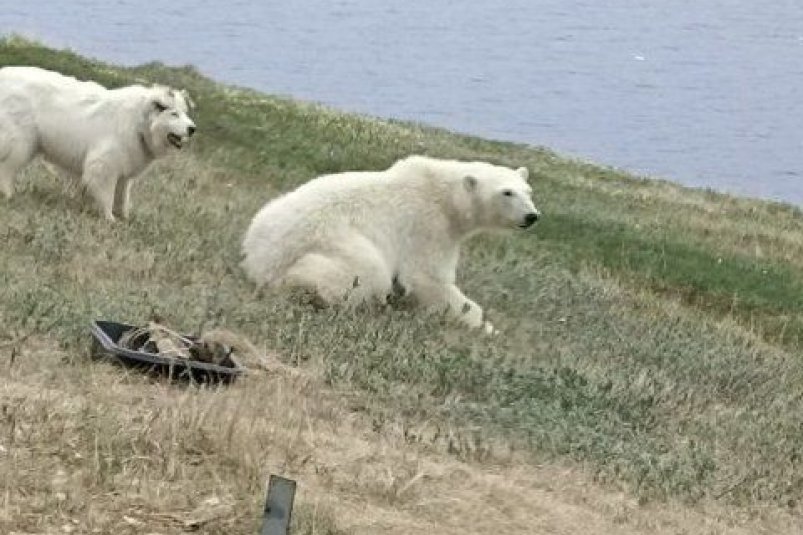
[3,1,803,204]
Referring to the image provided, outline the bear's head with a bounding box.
[142,86,197,157]
[460,162,540,232]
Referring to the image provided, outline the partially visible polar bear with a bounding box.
[241,155,541,333]
[0,66,196,221]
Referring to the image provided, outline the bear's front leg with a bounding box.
[445,284,497,335]
[113,177,133,220]
[82,157,117,222]
[410,276,497,335]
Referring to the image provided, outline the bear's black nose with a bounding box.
[187,126,196,137]
[523,212,540,227]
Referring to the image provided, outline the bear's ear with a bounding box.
[516,167,529,180]
[463,175,478,192]
[180,89,196,110]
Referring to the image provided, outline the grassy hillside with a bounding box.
[2,36,803,533]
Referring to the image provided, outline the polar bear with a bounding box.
[241,155,541,333]
[0,66,196,221]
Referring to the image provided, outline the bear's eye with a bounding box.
[153,102,168,113]
[502,189,513,197]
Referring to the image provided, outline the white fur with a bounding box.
[241,155,541,333]
[0,66,196,220]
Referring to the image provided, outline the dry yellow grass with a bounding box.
[2,336,801,534]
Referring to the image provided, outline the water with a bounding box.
[3,1,803,204]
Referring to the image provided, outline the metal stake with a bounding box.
[261,474,297,535]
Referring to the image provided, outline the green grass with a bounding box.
[2,35,803,509]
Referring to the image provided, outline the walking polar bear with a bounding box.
[0,66,196,221]
[241,155,541,333]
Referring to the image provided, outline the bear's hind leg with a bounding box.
[284,253,356,305]
[337,235,394,305]
[285,240,393,307]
